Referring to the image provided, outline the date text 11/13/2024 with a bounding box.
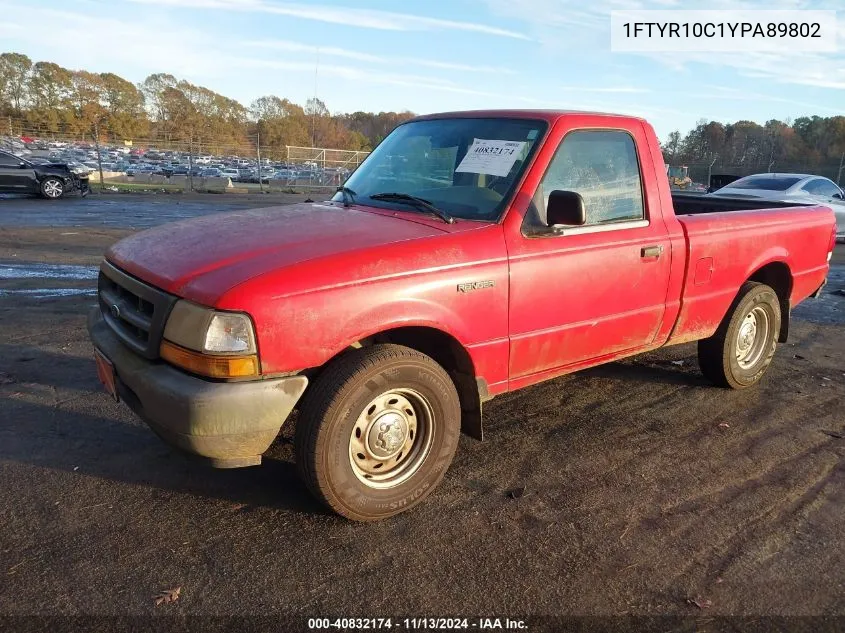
[306,617,528,629]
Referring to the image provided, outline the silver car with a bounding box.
[709,173,845,241]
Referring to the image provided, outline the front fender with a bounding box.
[333,297,471,352]
[247,275,508,376]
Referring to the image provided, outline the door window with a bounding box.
[0,152,21,167]
[803,178,841,198]
[531,130,645,228]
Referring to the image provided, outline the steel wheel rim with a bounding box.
[43,180,63,198]
[349,388,434,489]
[736,306,769,369]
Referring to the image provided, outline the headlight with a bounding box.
[161,300,259,378]
[204,313,254,353]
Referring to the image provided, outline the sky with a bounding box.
[2,0,844,141]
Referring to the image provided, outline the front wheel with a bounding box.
[40,177,65,199]
[698,282,781,389]
[295,344,461,521]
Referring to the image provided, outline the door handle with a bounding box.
[641,245,664,259]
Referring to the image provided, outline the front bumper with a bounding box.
[88,308,308,467]
[66,172,89,194]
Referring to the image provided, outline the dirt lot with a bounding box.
[1,193,844,630]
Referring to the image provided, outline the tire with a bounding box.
[295,344,461,521]
[698,282,781,389]
[40,177,65,200]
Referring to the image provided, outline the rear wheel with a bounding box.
[295,344,461,521]
[698,282,781,389]
[40,177,65,199]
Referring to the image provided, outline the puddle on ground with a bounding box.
[0,261,98,300]
[0,288,97,298]
[792,264,845,326]
[0,263,99,280]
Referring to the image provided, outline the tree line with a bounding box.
[0,52,415,156]
[4,51,843,175]
[662,116,845,183]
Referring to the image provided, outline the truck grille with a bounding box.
[98,261,178,359]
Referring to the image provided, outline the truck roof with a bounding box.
[411,109,648,124]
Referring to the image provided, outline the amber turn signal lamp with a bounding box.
[160,340,259,378]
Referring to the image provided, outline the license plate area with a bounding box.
[94,348,119,401]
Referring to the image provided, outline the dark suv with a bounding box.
[0,149,89,199]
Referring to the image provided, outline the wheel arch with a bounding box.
[309,325,486,440]
[746,260,792,342]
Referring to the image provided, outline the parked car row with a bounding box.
[708,172,845,242]
[0,135,356,187]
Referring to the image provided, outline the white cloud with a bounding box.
[127,0,531,39]
[0,4,535,107]
[234,58,539,101]
[687,84,845,115]
[0,6,225,78]
[0,22,24,34]
[484,0,845,91]
[245,40,517,74]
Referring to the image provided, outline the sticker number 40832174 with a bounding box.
[455,139,527,178]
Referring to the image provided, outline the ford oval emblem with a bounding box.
[109,304,121,319]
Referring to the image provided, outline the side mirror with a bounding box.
[546,190,586,227]
[19,162,28,169]
[833,192,843,200]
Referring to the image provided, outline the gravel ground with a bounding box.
[1,192,844,631]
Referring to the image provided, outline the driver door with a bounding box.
[0,152,35,191]
[506,122,672,381]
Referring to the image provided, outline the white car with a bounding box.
[709,173,845,242]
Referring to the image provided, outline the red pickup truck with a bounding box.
[88,110,836,521]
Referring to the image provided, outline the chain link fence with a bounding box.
[668,159,845,188]
[1,120,370,192]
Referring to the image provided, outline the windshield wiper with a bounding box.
[368,192,455,224]
[336,186,357,207]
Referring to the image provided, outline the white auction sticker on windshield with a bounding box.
[455,139,526,178]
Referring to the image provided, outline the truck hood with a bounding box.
[106,202,452,302]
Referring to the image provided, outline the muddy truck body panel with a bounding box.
[106,204,512,385]
[88,109,836,519]
[667,207,833,346]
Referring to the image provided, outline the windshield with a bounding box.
[725,176,802,191]
[333,117,547,221]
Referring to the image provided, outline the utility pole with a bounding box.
[311,47,319,148]
[256,130,264,193]
[707,155,718,190]
[837,151,844,186]
[188,134,194,193]
[94,120,104,193]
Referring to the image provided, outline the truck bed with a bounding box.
[671,192,804,215]
[665,204,833,346]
